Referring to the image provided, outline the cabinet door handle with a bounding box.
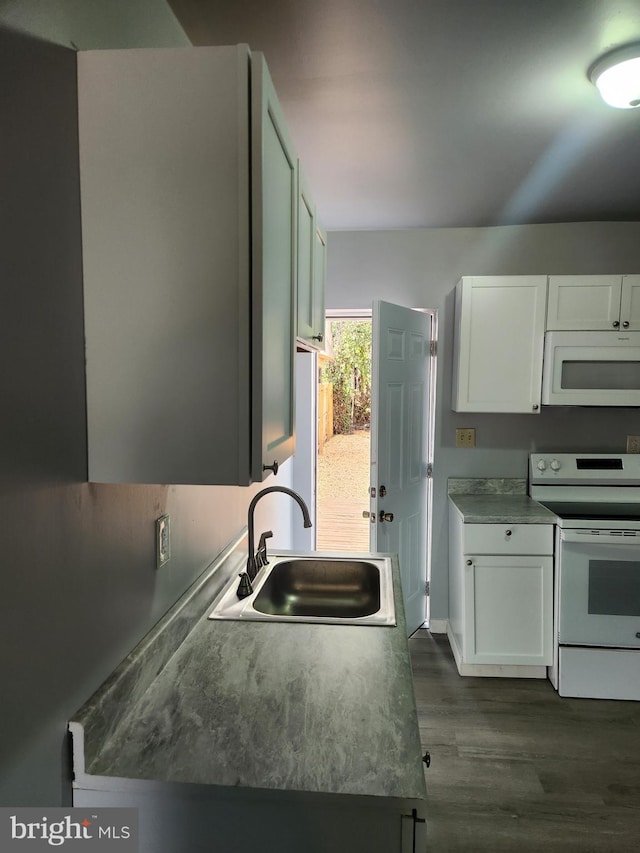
[466,559,473,566]
[311,333,324,342]
[505,529,512,537]
[401,808,426,853]
[613,320,620,328]
[623,320,630,328]
[263,461,279,476]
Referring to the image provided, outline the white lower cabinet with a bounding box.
[464,554,552,665]
[448,508,553,676]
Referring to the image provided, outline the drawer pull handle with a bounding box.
[505,529,512,537]
[466,559,473,566]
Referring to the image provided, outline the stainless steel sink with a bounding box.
[253,559,381,618]
[209,553,396,626]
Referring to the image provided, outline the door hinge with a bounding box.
[425,581,430,596]
[429,340,437,357]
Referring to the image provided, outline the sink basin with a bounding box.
[209,554,396,626]
[253,559,381,619]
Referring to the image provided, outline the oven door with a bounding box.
[559,529,640,648]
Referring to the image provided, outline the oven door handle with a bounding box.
[560,529,640,545]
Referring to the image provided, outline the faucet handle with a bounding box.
[258,530,273,548]
[256,530,274,567]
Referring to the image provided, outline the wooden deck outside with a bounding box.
[316,430,371,552]
[316,497,371,552]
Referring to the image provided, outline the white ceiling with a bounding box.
[168,0,640,231]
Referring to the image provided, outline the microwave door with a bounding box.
[542,331,640,406]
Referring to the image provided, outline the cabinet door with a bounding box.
[620,275,640,331]
[296,172,316,342]
[296,171,326,347]
[251,53,297,479]
[453,276,547,413]
[78,46,253,485]
[546,275,623,330]
[312,222,327,344]
[463,554,553,666]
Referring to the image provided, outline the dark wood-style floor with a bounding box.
[409,631,640,852]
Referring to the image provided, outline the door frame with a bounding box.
[323,307,438,627]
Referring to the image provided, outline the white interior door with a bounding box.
[371,301,432,636]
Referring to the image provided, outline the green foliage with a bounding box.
[324,320,372,434]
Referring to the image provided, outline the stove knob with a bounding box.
[550,459,561,472]
[536,459,547,471]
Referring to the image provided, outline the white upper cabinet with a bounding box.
[296,168,326,347]
[78,46,297,485]
[620,276,640,330]
[547,275,640,331]
[452,276,547,414]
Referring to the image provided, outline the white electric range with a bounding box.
[530,453,640,701]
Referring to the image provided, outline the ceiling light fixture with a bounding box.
[589,43,640,109]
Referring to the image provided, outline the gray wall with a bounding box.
[326,223,640,620]
[0,1,294,806]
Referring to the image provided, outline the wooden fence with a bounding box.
[317,382,334,454]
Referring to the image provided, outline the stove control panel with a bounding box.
[530,453,640,485]
[532,456,563,475]
[535,458,562,472]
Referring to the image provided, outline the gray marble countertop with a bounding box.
[448,478,557,524]
[70,540,425,804]
[449,493,557,524]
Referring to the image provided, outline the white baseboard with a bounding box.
[427,618,448,634]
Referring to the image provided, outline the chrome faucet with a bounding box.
[245,486,312,583]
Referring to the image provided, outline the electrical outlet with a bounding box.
[455,428,476,448]
[156,514,171,568]
[627,435,640,453]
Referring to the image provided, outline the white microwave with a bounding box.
[542,331,640,406]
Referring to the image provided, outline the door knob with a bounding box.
[379,511,394,523]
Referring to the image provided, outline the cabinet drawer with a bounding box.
[463,523,553,556]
